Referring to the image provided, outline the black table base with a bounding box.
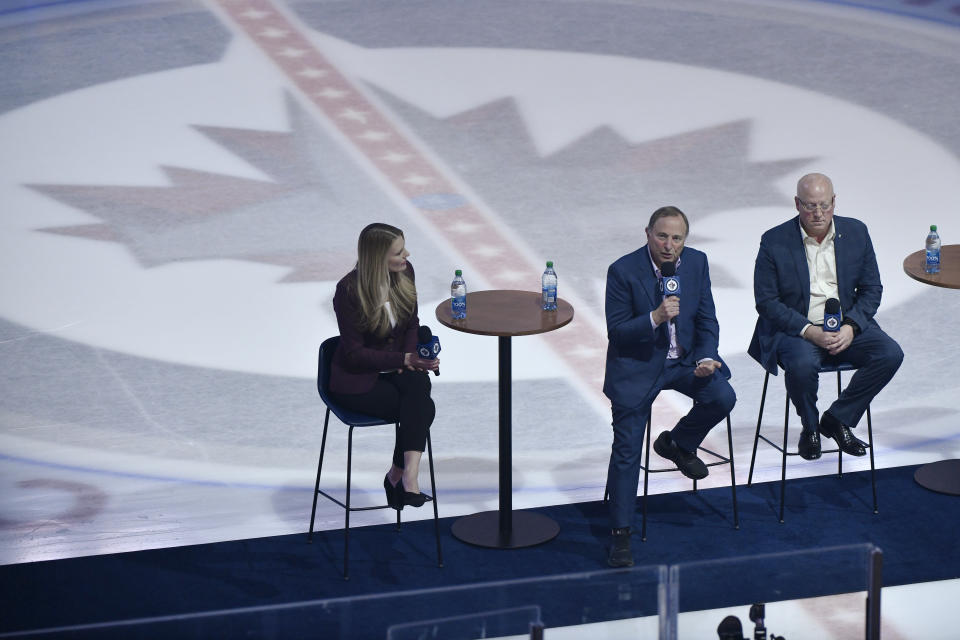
[914,459,960,496]
[449,336,561,548]
[451,510,560,549]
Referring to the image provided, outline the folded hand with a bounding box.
[694,359,722,378]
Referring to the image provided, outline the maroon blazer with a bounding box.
[330,263,420,394]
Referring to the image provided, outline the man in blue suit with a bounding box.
[749,173,902,462]
[603,206,736,567]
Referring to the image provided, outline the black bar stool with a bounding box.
[746,363,877,523]
[308,336,443,580]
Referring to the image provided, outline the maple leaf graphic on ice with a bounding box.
[28,87,813,295]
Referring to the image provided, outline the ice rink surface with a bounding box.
[2,0,960,635]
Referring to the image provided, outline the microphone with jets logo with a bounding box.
[417,325,441,376]
[823,298,842,332]
[660,260,680,326]
[660,260,681,297]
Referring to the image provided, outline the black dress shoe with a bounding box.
[384,475,403,511]
[399,479,428,507]
[653,431,708,480]
[798,430,822,460]
[819,412,866,456]
[607,527,634,568]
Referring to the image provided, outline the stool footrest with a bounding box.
[316,488,434,512]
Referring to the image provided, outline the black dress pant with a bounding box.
[330,370,435,468]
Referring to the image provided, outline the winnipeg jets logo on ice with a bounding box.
[1,0,957,383]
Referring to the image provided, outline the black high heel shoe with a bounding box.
[383,475,403,511]
[399,478,427,508]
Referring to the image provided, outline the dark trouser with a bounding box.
[330,371,435,468]
[606,359,737,530]
[776,326,903,434]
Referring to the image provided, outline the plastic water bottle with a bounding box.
[451,269,467,319]
[541,261,557,311]
[925,225,941,274]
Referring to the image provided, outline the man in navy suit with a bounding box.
[749,173,902,462]
[603,206,736,567]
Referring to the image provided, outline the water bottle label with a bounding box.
[452,296,467,318]
[542,286,556,303]
[926,249,940,265]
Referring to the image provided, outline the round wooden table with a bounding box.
[436,290,574,548]
[903,245,960,495]
[903,244,960,290]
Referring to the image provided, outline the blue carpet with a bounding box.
[2,464,958,638]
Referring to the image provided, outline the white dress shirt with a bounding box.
[799,220,838,336]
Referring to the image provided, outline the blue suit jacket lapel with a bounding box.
[833,217,846,301]
[789,218,811,308]
[638,245,659,309]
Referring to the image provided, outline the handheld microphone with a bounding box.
[748,603,767,639]
[416,325,441,376]
[660,261,681,297]
[824,298,842,332]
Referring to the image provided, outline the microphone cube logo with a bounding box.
[418,337,441,359]
[825,316,840,331]
[663,277,680,295]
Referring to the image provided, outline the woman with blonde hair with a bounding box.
[330,223,439,509]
